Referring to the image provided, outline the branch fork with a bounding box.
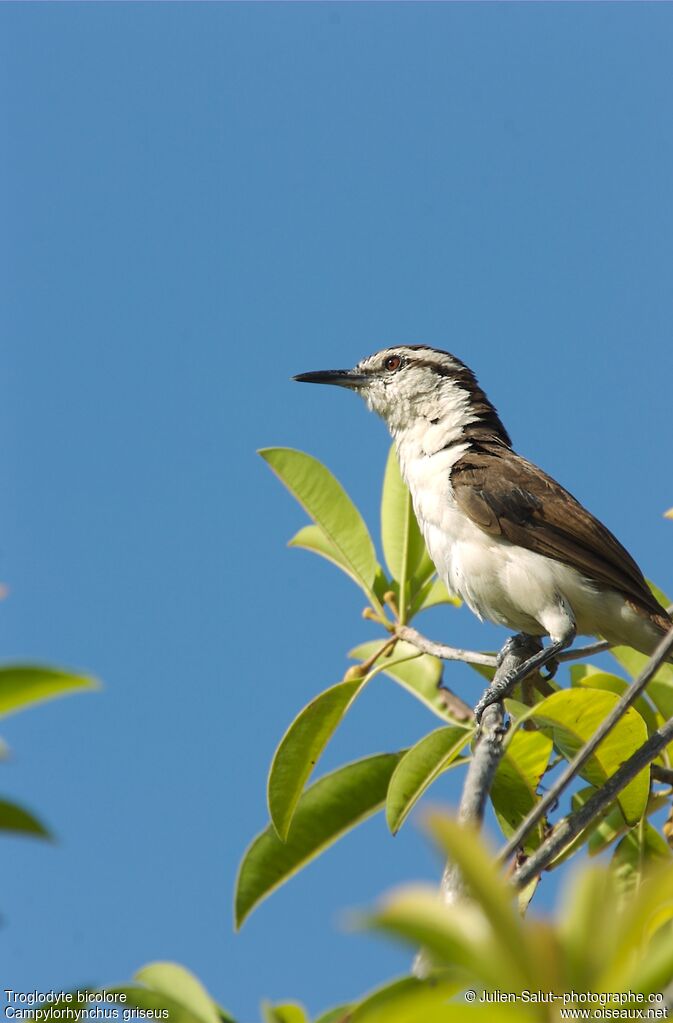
[407,617,673,952]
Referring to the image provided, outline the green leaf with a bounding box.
[557,865,620,991]
[568,662,603,685]
[610,824,672,900]
[349,641,448,719]
[269,648,424,840]
[288,525,372,596]
[0,665,99,719]
[517,876,539,916]
[610,864,673,987]
[132,963,223,1023]
[546,786,610,868]
[624,928,673,1002]
[363,884,526,992]
[570,669,660,735]
[610,645,673,720]
[112,988,229,1023]
[268,676,367,841]
[610,646,665,680]
[618,865,673,997]
[424,815,535,983]
[529,688,650,825]
[547,785,667,868]
[289,526,391,604]
[386,726,472,834]
[25,991,92,1023]
[351,978,425,1022]
[584,798,631,857]
[411,577,461,616]
[504,697,540,723]
[358,993,526,1023]
[491,729,553,852]
[643,672,673,723]
[313,1007,351,1023]
[262,1003,309,1023]
[236,752,404,927]
[466,661,497,683]
[350,976,465,1023]
[260,448,379,600]
[561,858,673,996]
[380,446,430,606]
[588,792,670,856]
[0,797,51,840]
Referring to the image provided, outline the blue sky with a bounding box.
[1,3,672,1020]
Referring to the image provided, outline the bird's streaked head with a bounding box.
[294,345,511,445]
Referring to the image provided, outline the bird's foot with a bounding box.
[476,634,556,725]
[495,634,525,668]
[474,667,520,724]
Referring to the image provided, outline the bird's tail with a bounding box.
[602,600,673,663]
[636,607,673,663]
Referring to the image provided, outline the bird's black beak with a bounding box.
[293,368,367,389]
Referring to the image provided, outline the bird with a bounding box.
[294,345,672,719]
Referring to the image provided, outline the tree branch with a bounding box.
[413,634,539,977]
[436,684,474,723]
[395,625,497,668]
[651,764,673,786]
[510,626,673,889]
[452,635,543,833]
[400,614,673,924]
[557,639,611,662]
[398,605,673,672]
[513,712,673,891]
[498,625,673,865]
[396,627,614,670]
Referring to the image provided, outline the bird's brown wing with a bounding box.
[451,445,667,619]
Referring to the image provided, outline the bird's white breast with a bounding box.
[395,424,605,640]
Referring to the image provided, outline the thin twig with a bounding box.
[511,626,673,886]
[447,635,543,844]
[413,634,537,978]
[651,764,673,786]
[397,604,673,672]
[498,625,673,864]
[513,712,673,891]
[397,627,611,670]
[557,639,611,662]
[395,625,497,668]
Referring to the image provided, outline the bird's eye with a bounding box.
[384,355,402,372]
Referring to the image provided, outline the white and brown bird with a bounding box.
[295,345,672,717]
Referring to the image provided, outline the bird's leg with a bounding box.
[495,634,533,666]
[474,625,576,723]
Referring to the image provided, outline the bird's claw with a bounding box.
[474,667,519,724]
[540,656,560,682]
[496,634,520,667]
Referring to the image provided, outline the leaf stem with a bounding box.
[354,637,399,676]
